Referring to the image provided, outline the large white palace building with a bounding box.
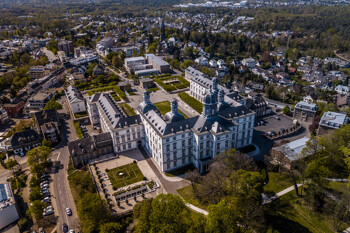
[81,68,255,173]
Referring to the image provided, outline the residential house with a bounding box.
[65,85,87,114]
[293,101,318,122]
[34,109,61,144]
[270,137,310,170]
[68,133,114,167]
[195,56,209,66]
[10,129,41,155]
[318,111,349,135]
[335,85,350,95]
[242,58,256,69]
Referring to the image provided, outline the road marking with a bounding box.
[56,152,61,160]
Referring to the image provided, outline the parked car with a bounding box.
[267,131,276,136]
[274,115,280,120]
[41,184,49,189]
[43,210,54,216]
[280,128,285,133]
[62,224,68,233]
[66,208,72,216]
[40,181,49,186]
[69,230,75,233]
[42,197,51,203]
[260,120,265,125]
[19,152,25,157]
[43,193,51,198]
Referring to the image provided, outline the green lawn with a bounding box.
[264,172,294,195]
[74,122,83,139]
[178,92,203,113]
[154,101,189,119]
[266,191,349,233]
[177,185,208,210]
[118,103,136,116]
[147,87,160,92]
[107,163,144,189]
[327,181,350,195]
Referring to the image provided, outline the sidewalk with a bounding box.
[262,184,302,205]
[185,202,208,216]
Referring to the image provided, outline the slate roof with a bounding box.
[68,133,113,157]
[319,111,348,129]
[66,85,84,104]
[34,108,59,127]
[274,137,310,161]
[11,129,40,147]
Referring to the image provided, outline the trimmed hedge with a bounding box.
[119,103,136,116]
[87,86,127,100]
[154,75,190,92]
[178,92,203,113]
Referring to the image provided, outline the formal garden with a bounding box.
[154,75,190,92]
[106,163,145,189]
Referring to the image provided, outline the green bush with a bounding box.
[178,92,203,113]
[115,86,127,100]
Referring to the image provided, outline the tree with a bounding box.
[99,222,123,233]
[29,187,43,202]
[44,99,62,110]
[134,194,201,233]
[6,159,18,173]
[206,198,240,233]
[30,200,46,220]
[27,146,51,175]
[282,105,291,116]
[180,60,193,70]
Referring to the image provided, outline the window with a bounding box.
[166,138,169,142]
[217,143,220,150]
[182,158,186,164]
[123,144,126,150]
[182,134,185,138]
[173,143,177,150]
[182,149,186,156]
[174,152,177,159]
[128,143,131,149]
[182,140,185,147]
[174,160,177,167]
[166,145,170,151]
[200,143,203,149]
[167,154,170,161]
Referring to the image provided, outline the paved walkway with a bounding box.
[185,202,208,216]
[262,184,302,205]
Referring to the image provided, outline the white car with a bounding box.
[69,230,75,233]
[40,184,49,189]
[66,208,72,216]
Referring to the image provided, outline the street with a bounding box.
[51,95,79,233]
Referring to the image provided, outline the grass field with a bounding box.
[154,101,189,119]
[177,185,208,210]
[266,191,349,233]
[119,103,136,116]
[107,163,144,189]
[264,172,295,195]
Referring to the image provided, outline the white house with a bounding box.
[209,59,217,68]
[65,85,87,114]
[335,85,350,95]
[242,58,256,69]
[195,56,209,66]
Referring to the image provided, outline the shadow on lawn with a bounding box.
[265,197,311,233]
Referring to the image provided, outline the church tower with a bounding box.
[160,21,166,41]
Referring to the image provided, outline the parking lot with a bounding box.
[255,114,295,136]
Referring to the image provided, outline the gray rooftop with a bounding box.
[275,136,310,161]
[319,111,348,129]
[145,54,169,66]
[294,101,318,112]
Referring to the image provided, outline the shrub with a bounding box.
[113,186,117,191]
[105,168,109,172]
[143,176,147,181]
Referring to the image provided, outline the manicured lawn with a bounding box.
[74,122,83,139]
[118,103,136,116]
[107,163,144,189]
[154,101,189,119]
[178,92,203,113]
[74,111,88,118]
[264,172,294,195]
[266,191,349,233]
[177,185,208,210]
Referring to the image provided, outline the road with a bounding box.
[51,95,79,233]
[334,50,350,63]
